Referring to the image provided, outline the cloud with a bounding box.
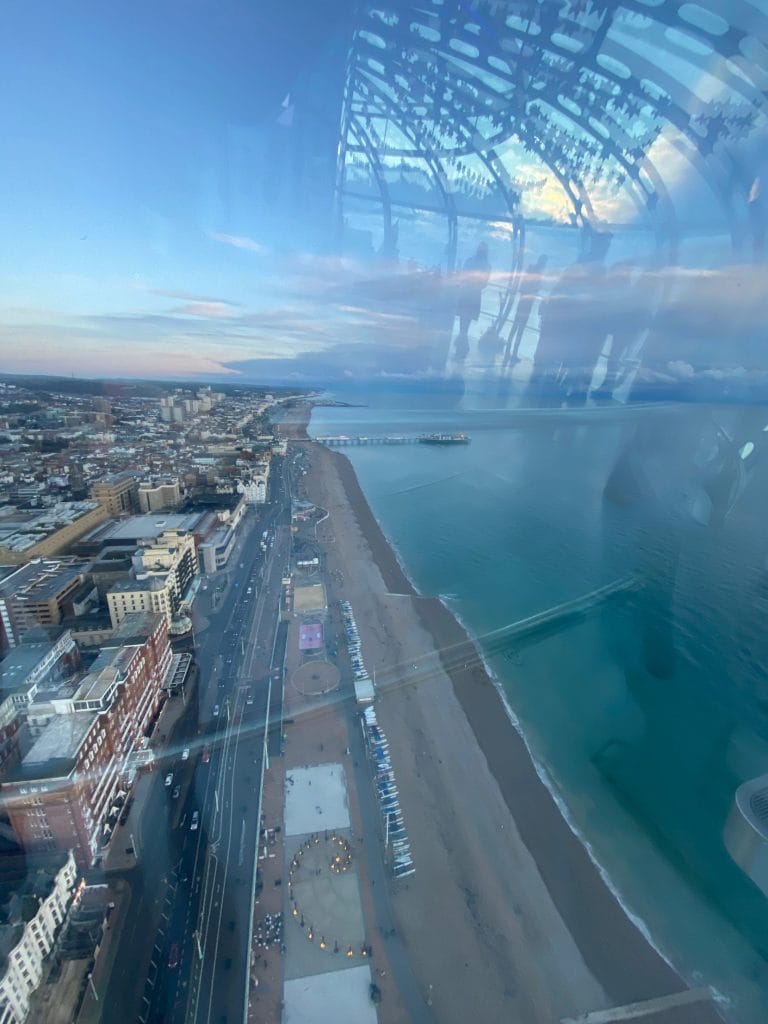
[208,231,267,253]
[171,302,240,319]
[139,286,240,304]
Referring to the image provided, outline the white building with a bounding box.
[0,851,78,1024]
[237,464,269,505]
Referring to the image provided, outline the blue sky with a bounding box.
[0,1,351,377]
[1,1,766,386]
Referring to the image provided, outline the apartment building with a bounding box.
[89,471,139,516]
[0,851,78,1024]
[0,560,91,649]
[1,614,171,868]
[106,530,197,629]
[137,479,180,513]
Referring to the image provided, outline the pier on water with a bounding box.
[313,435,420,446]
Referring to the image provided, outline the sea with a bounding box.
[309,385,768,1023]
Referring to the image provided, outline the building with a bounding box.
[106,530,197,629]
[0,851,79,1024]
[0,633,81,713]
[137,480,180,513]
[0,503,108,565]
[0,560,92,649]
[89,472,139,517]
[1,614,171,868]
[74,512,206,555]
[198,525,237,574]
[237,461,270,506]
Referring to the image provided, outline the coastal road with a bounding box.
[185,520,290,1024]
[99,459,290,1024]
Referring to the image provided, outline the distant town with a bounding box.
[0,376,306,1023]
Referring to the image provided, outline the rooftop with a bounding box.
[0,503,101,554]
[23,713,95,770]
[0,638,71,696]
[110,611,162,643]
[71,646,136,704]
[109,576,168,594]
[0,558,87,601]
[86,513,203,544]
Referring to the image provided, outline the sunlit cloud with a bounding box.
[208,231,267,253]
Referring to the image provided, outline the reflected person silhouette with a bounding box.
[453,241,491,361]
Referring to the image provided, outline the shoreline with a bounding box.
[287,400,723,1020]
[330,463,683,997]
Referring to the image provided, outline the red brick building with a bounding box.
[1,613,172,868]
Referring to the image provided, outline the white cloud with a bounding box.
[208,231,267,253]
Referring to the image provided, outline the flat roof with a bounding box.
[23,713,95,768]
[0,640,68,694]
[0,503,100,554]
[298,623,324,651]
[109,576,167,594]
[110,611,162,642]
[71,647,135,703]
[0,559,86,600]
[84,513,204,544]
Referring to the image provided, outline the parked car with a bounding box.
[190,811,199,831]
[202,746,211,764]
[172,786,180,799]
[168,943,180,969]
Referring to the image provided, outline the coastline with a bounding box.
[282,401,724,1021]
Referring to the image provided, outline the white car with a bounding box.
[190,811,199,831]
[164,773,173,787]
[213,705,220,717]
[181,748,190,761]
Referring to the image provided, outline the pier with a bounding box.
[314,435,419,446]
[311,433,469,446]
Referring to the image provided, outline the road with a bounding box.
[100,457,291,1024]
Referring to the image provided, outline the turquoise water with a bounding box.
[310,393,768,1022]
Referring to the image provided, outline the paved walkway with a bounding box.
[105,676,195,874]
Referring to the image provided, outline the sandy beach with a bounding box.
[279,402,723,1024]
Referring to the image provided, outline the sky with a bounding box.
[1,1,767,388]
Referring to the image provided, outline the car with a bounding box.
[213,705,220,717]
[168,943,180,969]
[181,747,190,760]
[190,811,199,831]
[172,786,180,799]
[164,773,173,787]
[202,746,211,764]
[246,690,254,705]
